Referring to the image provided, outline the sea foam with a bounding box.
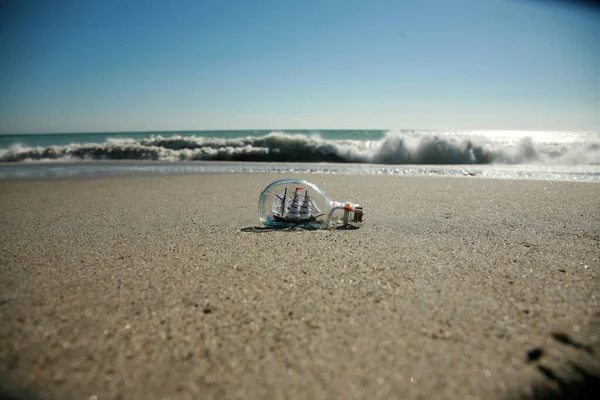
[1,131,599,165]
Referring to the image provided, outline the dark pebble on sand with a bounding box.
[526,347,544,362]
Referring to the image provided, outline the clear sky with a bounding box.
[0,0,598,133]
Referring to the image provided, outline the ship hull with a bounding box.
[272,215,317,223]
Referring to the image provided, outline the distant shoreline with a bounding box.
[1,160,599,183]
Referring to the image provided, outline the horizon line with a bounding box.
[2,128,598,136]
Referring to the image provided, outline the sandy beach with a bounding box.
[1,173,599,399]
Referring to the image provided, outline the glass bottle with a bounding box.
[258,178,364,229]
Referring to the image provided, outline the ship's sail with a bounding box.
[306,192,322,216]
[286,191,302,220]
[299,195,311,220]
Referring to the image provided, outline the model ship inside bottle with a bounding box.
[272,187,322,223]
[258,179,364,230]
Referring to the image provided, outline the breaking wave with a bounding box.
[1,131,599,165]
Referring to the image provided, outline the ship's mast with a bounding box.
[280,187,287,217]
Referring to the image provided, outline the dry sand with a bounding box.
[1,173,599,400]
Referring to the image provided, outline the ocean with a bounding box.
[1,130,599,181]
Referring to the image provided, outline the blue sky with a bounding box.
[0,0,598,133]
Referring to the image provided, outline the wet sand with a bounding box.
[1,174,599,399]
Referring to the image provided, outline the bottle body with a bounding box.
[258,179,364,230]
[258,179,330,230]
